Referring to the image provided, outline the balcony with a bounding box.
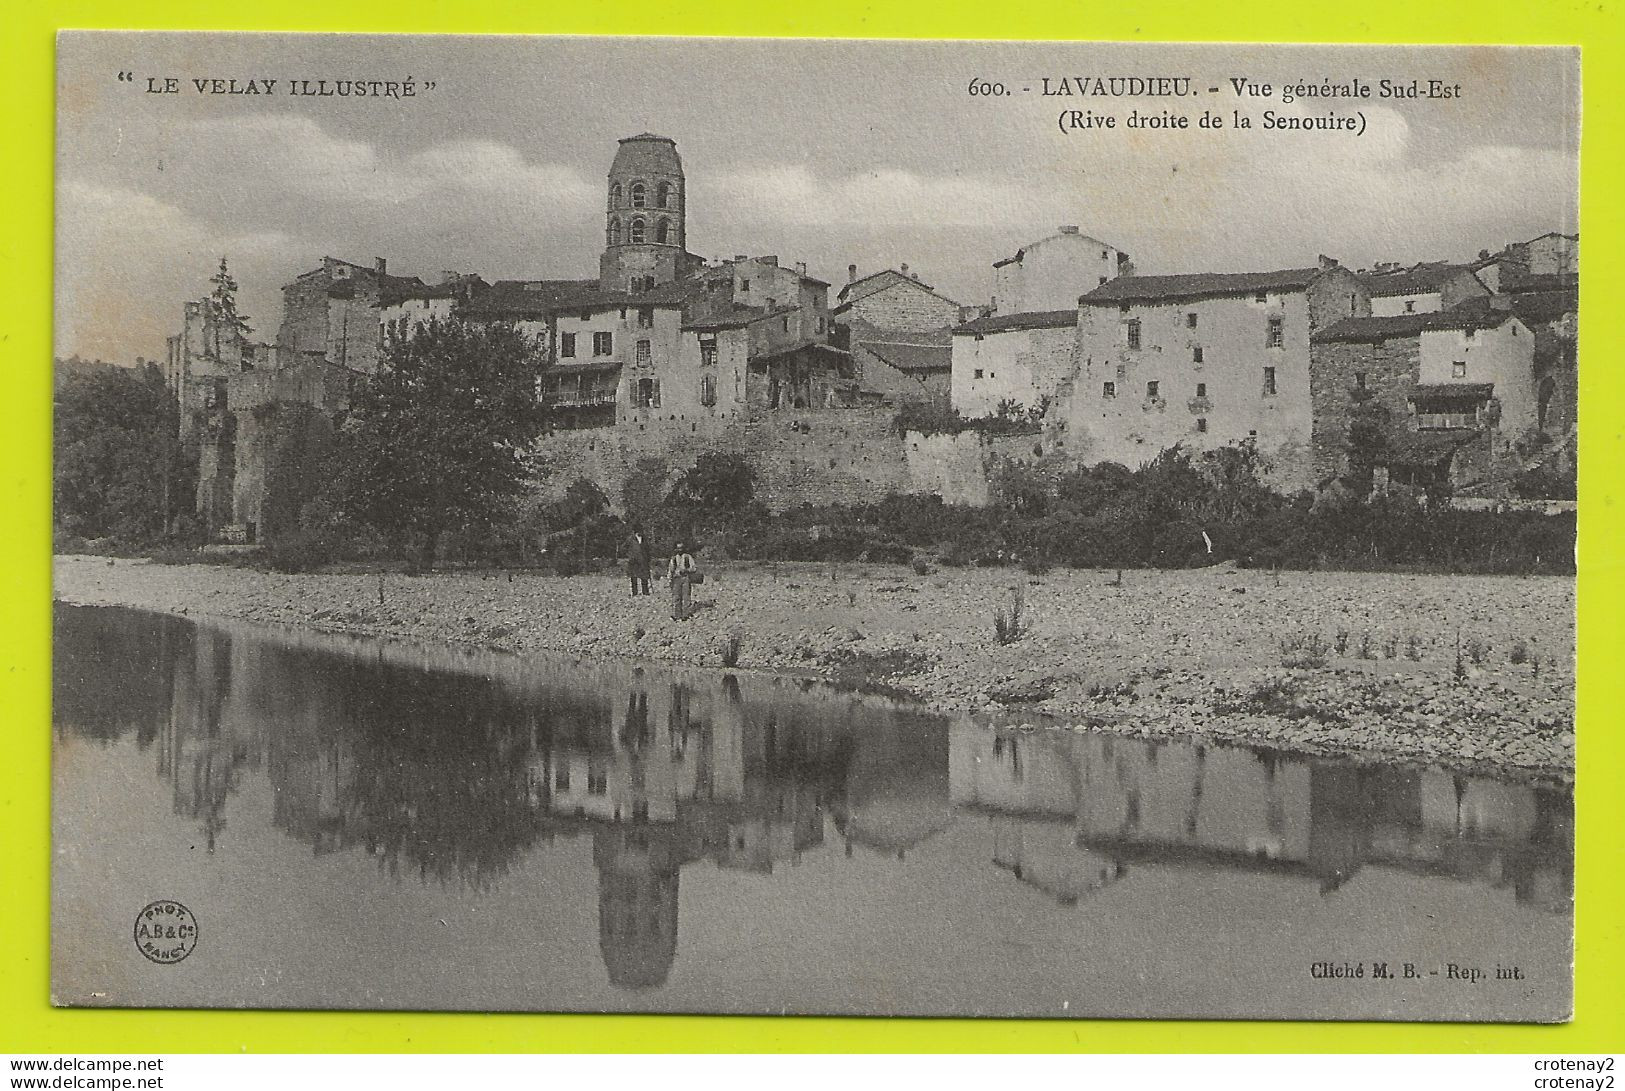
[543,390,617,409]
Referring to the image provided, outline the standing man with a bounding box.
[625,523,653,596]
[667,541,697,620]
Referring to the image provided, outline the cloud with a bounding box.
[698,97,1576,298]
[55,181,302,361]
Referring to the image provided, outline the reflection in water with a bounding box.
[53,605,1573,1002]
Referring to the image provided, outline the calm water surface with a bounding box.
[52,604,1572,1020]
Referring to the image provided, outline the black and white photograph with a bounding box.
[51,33,1578,1022]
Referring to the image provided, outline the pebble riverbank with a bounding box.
[53,555,1577,783]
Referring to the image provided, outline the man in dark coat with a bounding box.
[625,525,653,596]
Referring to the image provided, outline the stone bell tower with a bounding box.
[599,133,697,292]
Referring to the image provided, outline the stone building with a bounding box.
[835,265,960,410]
[1472,231,1580,292]
[1065,260,1370,491]
[1362,262,1490,316]
[277,256,426,376]
[949,310,1078,419]
[1309,297,1535,491]
[1508,287,1578,436]
[833,265,961,330]
[990,225,1130,314]
[598,133,706,293]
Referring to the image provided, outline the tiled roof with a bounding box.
[1363,263,1478,297]
[1079,267,1327,305]
[1502,271,1578,294]
[953,309,1076,334]
[862,342,952,373]
[835,268,943,305]
[462,279,604,318]
[1312,299,1518,343]
[1411,382,1495,398]
[375,279,485,308]
[1508,288,1578,325]
[683,302,797,332]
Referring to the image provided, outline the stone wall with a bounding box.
[536,407,917,512]
[1308,337,1421,483]
[843,280,961,332]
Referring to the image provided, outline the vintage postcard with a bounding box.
[51,32,1577,1021]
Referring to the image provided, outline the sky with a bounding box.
[55,34,1580,363]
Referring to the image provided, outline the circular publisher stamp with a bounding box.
[133,900,198,964]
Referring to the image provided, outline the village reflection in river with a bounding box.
[52,605,1573,1018]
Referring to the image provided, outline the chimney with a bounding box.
[900,263,910,278]
[759,255,778,267]
[439,270,461,285]
[795,261,807,277]
[1059,225,1080,234]
[734,254,748,262]
[375,257,388,276]
[848,264,858,283]
[1318,253,1340,270]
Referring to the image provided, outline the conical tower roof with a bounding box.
[611,133,683,178]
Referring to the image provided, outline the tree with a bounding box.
[1345,383,1392,491]
[334,318,548,569]
[668,452,754,512]
[209,257,252,358]
[54,361,195,543]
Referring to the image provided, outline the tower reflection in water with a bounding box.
[53,605,1575,994]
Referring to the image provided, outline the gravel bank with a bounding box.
[54,555,1576,783]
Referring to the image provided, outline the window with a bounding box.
[634,377,661,407]
[1099,276,1108,286]
[1452,360,1467,378]
[656,218,670,244]
[1102,381,1116,398]
[1119,303,1131,315]
[629,181,646,207]
[1403,300,1416,314]
[815,316,825,333]
[1101,249,1109,259]
[740,278,751,291]
[636,340,651,367]
[1192,346,1204,364]
[629,218,646,244]
[637,307,654,329]
[554,766,570,791]
[1195,382,1207,397]
[609,183,622,207]
[1355,371,1367,390]
[1267,316,1284,348]
[1255,291,1268,303]
[560,332,576,358]
[587,769,608,795]
[593,331,613,356]
[1187,312,1198,328]
[1263,366,1277,395]
[700,374,717,406]
[1196,417,1208,433]
[700,339,717,368]
[1146,380,1160,399]
[782,317,790,332]
[657,181,671,208]
[1127,318,1142,350]
[607,218,620,246]
[973,368,984,379]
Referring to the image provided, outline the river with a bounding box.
[51,604,1572,1020]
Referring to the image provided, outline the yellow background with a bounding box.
[4,0,1621,1054]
